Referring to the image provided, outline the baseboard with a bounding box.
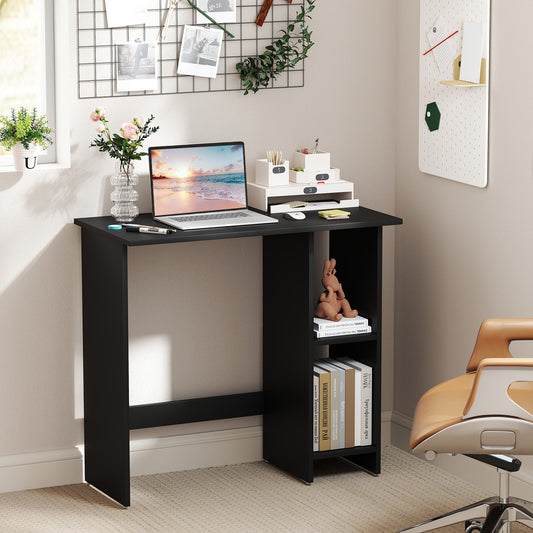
[0,415,394,494]
[391,410,533,500]
[129,426,263,477]
[0,448,83,494]
[0,427,263,494]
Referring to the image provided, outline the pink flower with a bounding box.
[90,107,105,122]
[95,122,106,133]
[120,122,139,140]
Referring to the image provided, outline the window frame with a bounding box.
[0,0,62,169]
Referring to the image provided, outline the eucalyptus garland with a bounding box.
[236,0,316,95]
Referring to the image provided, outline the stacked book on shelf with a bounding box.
[313,357,372,452]
[313,315,371,338]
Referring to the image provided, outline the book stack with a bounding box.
[313,315,371,338]
[313,357,372,451]
[318,209,351,220]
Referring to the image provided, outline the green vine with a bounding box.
[236,0,316,95]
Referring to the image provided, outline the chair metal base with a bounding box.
[397,496,533,532]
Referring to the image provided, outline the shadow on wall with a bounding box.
[0,224,83,455]
[0,170,23,191]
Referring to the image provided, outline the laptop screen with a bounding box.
[149,141,248,217]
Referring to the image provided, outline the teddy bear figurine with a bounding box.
[314,258,358,322]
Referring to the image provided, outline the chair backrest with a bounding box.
[467,318,533,372]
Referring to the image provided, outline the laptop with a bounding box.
[149,141,278,230]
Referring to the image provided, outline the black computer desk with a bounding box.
[74,207,402,506]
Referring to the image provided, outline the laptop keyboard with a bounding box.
[173,212,250,222]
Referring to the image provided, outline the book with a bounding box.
[315,360,345,449]
[329,359,357,447]
[313,366,331,451]
[313,315,369,331]
[314,325,372,338]
[338,358,372,446]
[313,374,319,451]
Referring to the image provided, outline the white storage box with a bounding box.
[254,159,290,186]
[290,167,340,184]
[293,151,330,171]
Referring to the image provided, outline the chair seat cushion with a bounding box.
[410,372,533,450]
[409,373,475,449]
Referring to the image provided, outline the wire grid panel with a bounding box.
[77,0,306,98]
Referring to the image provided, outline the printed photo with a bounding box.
[177,26,223,79]
[116,41,157,92]
[196,0,236,24]
[104,0,148,28]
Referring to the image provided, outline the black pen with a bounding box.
[125,226,172,235]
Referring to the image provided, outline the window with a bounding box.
[0,0,56,165]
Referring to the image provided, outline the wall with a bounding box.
[0,0,398,491]
[393,0,533,492]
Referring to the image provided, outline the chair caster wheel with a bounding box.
[465,520,483,532]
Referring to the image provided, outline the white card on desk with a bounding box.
[460,21,484,83]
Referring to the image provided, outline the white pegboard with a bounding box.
[419,0,490,188]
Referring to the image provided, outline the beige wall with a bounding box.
[0,0,398,470]
[394,0,533,469]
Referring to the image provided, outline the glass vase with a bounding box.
[110,160,139,222]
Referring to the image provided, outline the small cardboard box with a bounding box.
[293,151,330,171]
[289,167,341,184]
[255,159,290,186]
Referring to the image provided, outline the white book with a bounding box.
[321,360,345,448]
[338,358,372,446]
[313,374,319,451]
[315,361,340,449]
[313,315,369,331]
[353,366,362,446]
[314,325,372,338]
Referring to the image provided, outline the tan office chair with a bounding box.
[398,319,533,533]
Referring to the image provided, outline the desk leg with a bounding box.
[263,232,314,483]
[81,230,130,506]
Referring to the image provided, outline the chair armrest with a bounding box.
[467,318,533,371]
[463,357,533,421]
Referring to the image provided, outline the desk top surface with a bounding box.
[74,206,402,246]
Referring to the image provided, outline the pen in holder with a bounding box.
[255,150,289,186]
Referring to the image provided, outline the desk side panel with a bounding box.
[263,232,314,483]
[81,229,130,506]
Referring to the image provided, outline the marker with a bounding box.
[123,223,176,233]
[125,227,172,235]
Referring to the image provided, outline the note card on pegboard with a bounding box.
[419,0,490,188]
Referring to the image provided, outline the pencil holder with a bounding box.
[293,151,330,171]
[255,159,290,186]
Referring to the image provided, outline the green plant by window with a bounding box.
[236,0,316,95]
[0,107,54,150]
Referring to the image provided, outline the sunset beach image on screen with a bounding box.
[150,143,247,216]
